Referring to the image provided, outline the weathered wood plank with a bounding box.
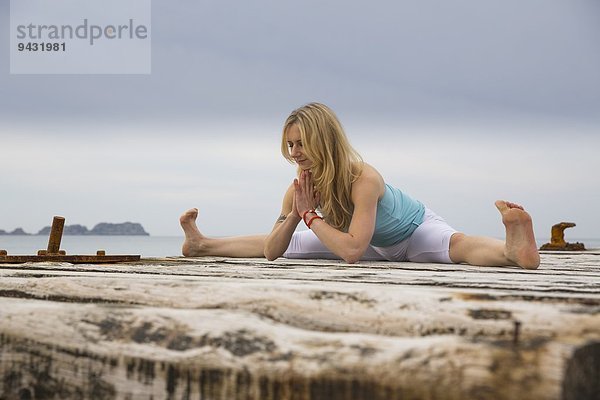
[0,254,140,264]
[0,253,599,400]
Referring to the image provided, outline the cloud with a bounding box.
[1,0,599,240]
[1,0,599,122]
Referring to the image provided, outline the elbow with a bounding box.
[339,240,370,264]
[263,244,282,261]
[263,232,293,261]
[342,248,365,264]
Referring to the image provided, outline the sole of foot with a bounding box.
[495,200,540,269]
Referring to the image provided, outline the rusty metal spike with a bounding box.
[46,216,65,255]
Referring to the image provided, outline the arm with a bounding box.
[296,168,383,264]
[264,183,302,261]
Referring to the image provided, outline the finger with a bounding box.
[300,171,308,193]
[304,171,312,194]
[291,190,299,216]
[294,179,305,205]
[294,179,302,199]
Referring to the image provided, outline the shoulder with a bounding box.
[351,162,385,200]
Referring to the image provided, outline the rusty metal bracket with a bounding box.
[539,222,586,251]
[0,216,141,264]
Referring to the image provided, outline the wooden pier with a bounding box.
[0,252,599,399]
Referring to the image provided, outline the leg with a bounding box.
[449,200,540,269]
[283,229,386,261]
[180,208,266,257]
[404,208,457,263]
[448,233,512,266]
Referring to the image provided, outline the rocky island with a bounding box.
[0,222,149,236]
[0,228,29,236]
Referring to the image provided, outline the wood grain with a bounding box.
[0,252,598,399]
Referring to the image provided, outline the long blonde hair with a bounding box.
[281,103,363,231]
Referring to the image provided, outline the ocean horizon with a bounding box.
[0,235,184,258]
[1,236,599,259]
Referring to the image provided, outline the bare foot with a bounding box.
[495,200,540,269]
[180,208,209,257]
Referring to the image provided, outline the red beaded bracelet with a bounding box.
[306,215,323,229]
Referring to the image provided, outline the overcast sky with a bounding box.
[1,1,599,243]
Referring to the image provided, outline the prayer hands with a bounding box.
[294,170,320,217]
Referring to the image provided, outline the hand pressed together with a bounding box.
[293,170,320,217]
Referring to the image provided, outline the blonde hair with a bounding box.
[281,103,363,231]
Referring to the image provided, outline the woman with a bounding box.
[180,103,540,269]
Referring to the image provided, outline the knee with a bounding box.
[449,232,467,252]
[450,232,466,245]
[448,232,467,263]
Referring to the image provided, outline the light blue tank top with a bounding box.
[370,184,425,247]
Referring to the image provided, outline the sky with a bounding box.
[1,0,599,243]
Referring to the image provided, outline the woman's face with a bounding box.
[286,124,313,170]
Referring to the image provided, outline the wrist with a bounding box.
[302,209,323,229]
[301,209,317,224]
[306,213,323,229]
[288,212,302,223]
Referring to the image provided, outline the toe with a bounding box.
[495,200,509,213]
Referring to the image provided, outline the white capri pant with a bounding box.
[283,208,458,263]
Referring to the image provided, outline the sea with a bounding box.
[0,236,184,258]
[1,236,600,259]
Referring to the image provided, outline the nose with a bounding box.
[290,144,302,158]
